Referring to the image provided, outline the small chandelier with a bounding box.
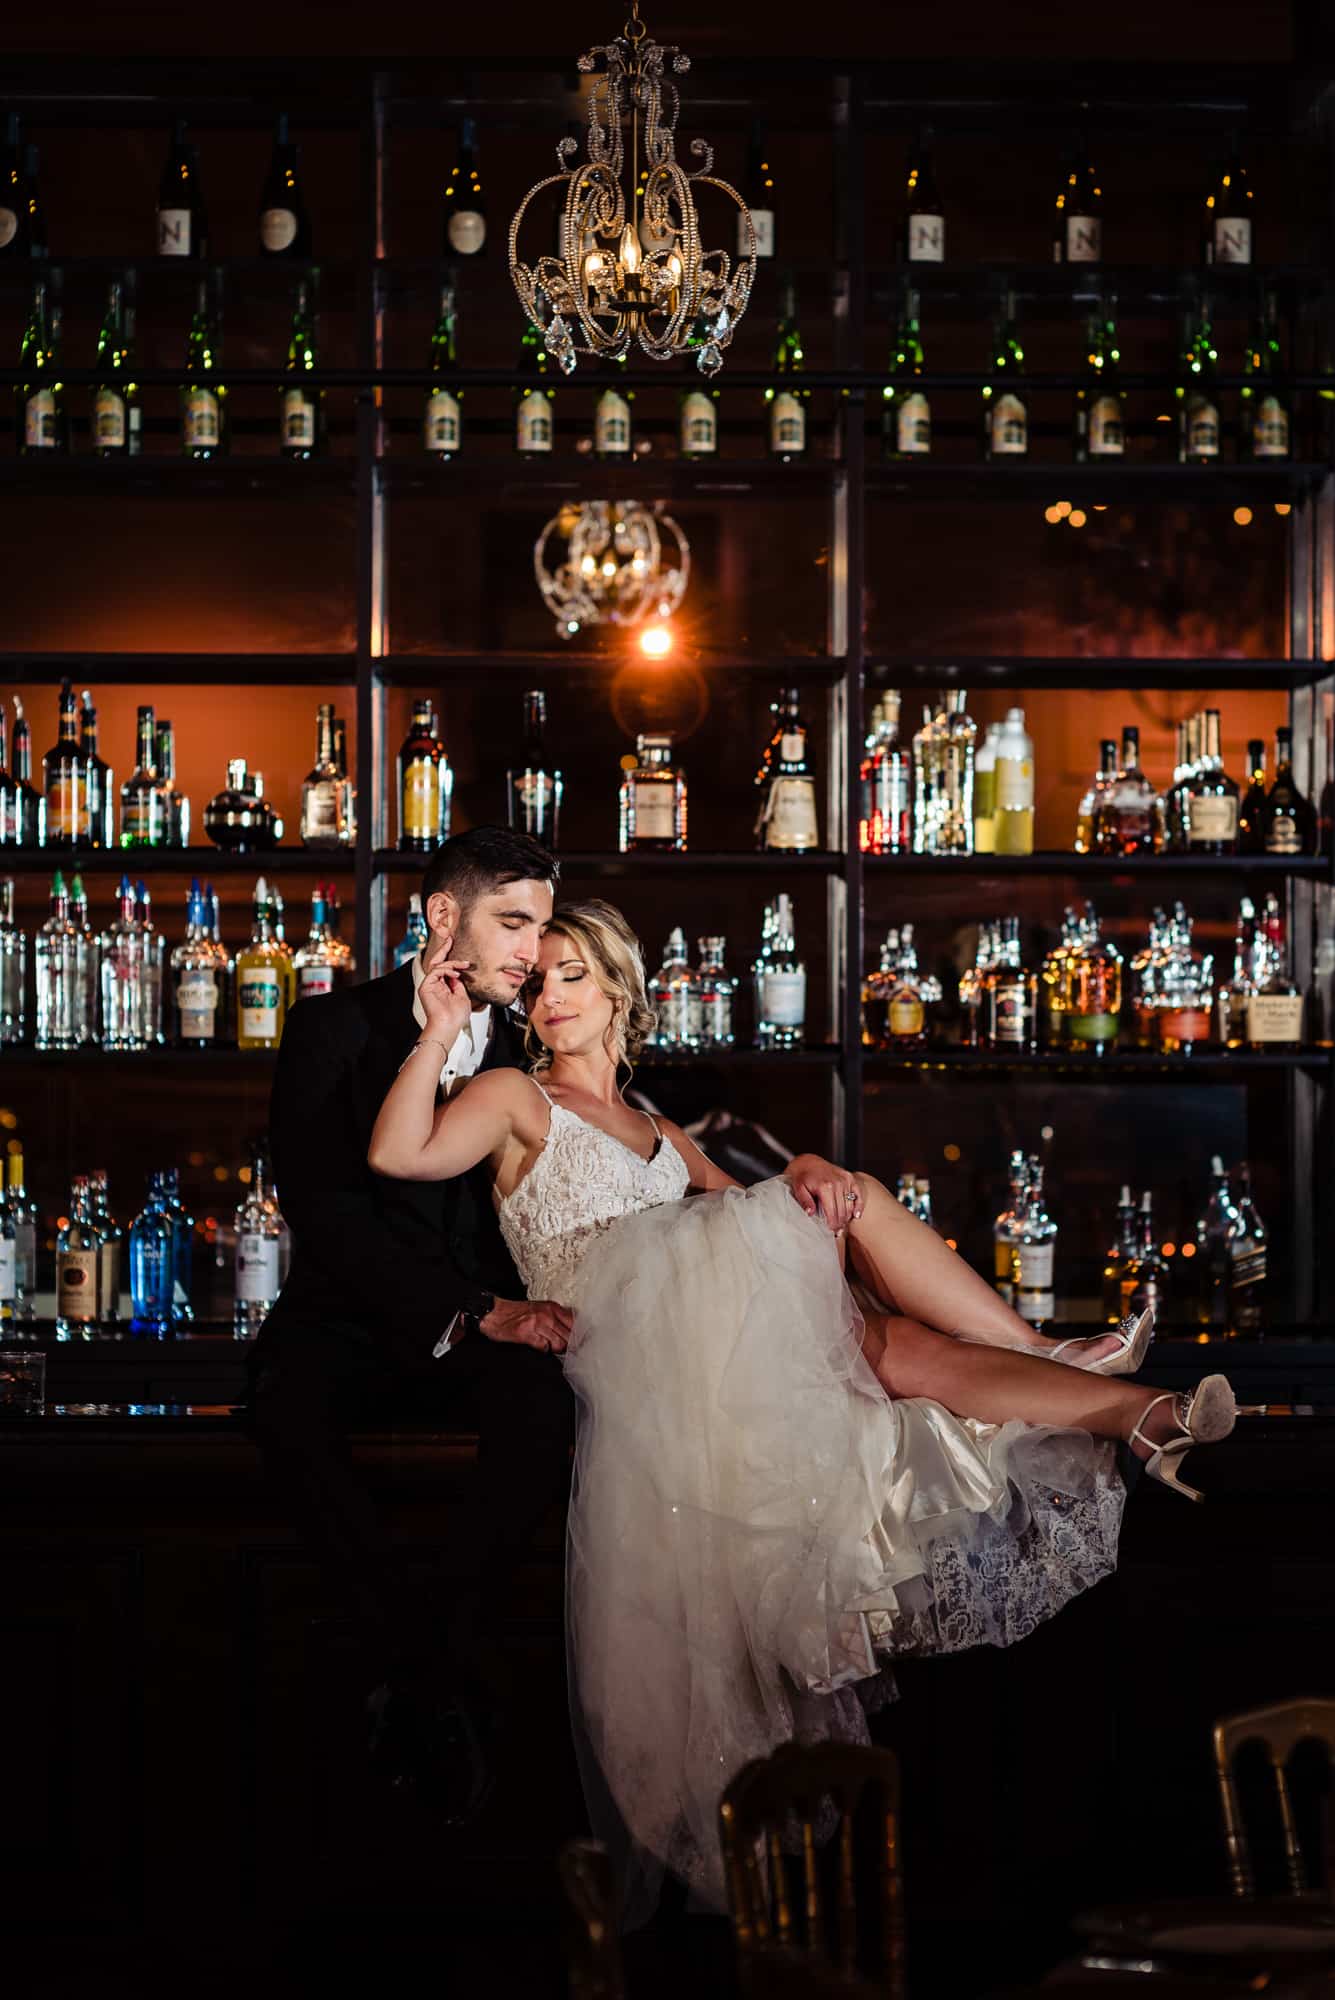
[508,1,755,375]
[535,500,689,639]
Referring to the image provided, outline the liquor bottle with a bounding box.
[300,702,343,848]
[292,887,340,1001]
[884,924,929,1050]
[89,1170,122,1328]
[0,880,24,1044]
[882,285,930,460]
[1244,892,1305,1049]
[157,117,207,258]
[1074,296,1124,461]
[863,693,911,855]
[647,928,701,1050]
[68,873,97,1046]
[1258,725,1317,855]
[1101,1184,1137,1324]
[766,272,809,462]
[320,880,354,981]
[619,733,687,852]
[754,894,806,1049]
[1239,292,1289,461]
[697,937,737,1048]
[1124,1190,1168,1326]
[972,721,1002,856]
[122,273,142,457]
[424,279,462,457]
[57,1175,101,1337]
[0,699,11,844]
[1053,123,1102,264]
[80,692,114,848]
[129,1173,174,1336]
[1128,906,1170,1047]
[678,366,719,459]
[281,276,323,458]
[981,916,1038,1051]
[182,271,227,458]
[158,1165,194,1324]
[515,315,555,456]
[1181,708,1239,852]
[1163,716,1195,851]
[98,874,145,1050]
[982,287,1027,460]
[913,1178,935,1231]
[393,892,429,971]
[16,275,66,454]
[1040,907,1080,1048]
[443,117,486,257]
[0,114,30,258]
[207,760,277,852]
[7,1148,37,1318]
[1156,904,1215,1053]
[1075,739,1119,854]
[21,143,45,258]
[9,699,44,845]
[1093,726,1162,855]
[0,1187,23,1324]
[994,1150,1030,1305]
[172,882,223,1046]
[139,881,166,1046]
[396,700,447,853]
[507,690,561,850]
[236,877,289,1050]
[259,111,311,259]
[154,719,188,845]
[1237,738,1268,852]
[90,277,133,457]
[1204,141,1253,267]
[235,1139,286,1338]
[755,688,819,852]
[741,120,775,259]
[332,720,356,844]
[1226,1162,1267,1335]
[1013,1159,1057,1329]
[1064,902,1123,1054]
[861,929,896,1049]
[43,681,88,848]
[1194,1155,1238,1330]
[593,354,633,459]
[1178,295,1221,463]
[903,124,944,263]
[992,707,1035,857]
[957,922,996,1048]
[911,692,977,856]
[120,703,167,847]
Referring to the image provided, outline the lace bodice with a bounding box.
[498,1089,691,1306]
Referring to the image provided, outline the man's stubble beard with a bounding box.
[450,914,520,1011]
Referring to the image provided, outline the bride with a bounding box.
[369,898,1236,1911]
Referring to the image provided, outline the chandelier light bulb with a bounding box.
[640,623,673,659]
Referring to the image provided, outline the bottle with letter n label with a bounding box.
[903,124,944,263]
[157,118,207,258]
[1205,138,1252,267]
[1052,119,1102,265]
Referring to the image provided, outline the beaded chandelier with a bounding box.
[508,1,756,375]
[535,500,690,638]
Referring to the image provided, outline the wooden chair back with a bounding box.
[1212,1697,1335,1898]
[558,1838,627,2000]
[718,1741,906,1999]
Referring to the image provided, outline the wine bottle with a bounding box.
[740,119,775,259]
[16,275,66,454]
[678,366,719,458]
[1053,120,1102,264]
[1074,294,1124,461]
[903,124,944,263]
[280,276,323,458]
[443,117,486,257]
[92,278,133,458]
[21,144,45,258]
[157,117,207,258]
[424,278,462,458]
[982,286,1026,460]
[258,111,311,259]
[514,315,555,457]
[182,270,228,458]
[1205,138,1253,266]
[882,283,929,460]
[593,353,633,459]
[0,113,29,259]
[1239,290,1290,461]
[507,691,561,850]
[1177,292,1220,464]
[766,270,809,461]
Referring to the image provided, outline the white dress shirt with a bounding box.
[410,949,495,1093]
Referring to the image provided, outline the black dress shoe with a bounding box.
[365,1680,496,1826]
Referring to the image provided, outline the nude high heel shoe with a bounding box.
[1050,1308,1155,1378]
[1129,1373,1237,1503]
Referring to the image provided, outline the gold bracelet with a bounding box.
[397,1036,450,1074]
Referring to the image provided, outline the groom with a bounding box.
[245,826,573,1818]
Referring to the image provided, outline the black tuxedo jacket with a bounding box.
[252,962,527,1375]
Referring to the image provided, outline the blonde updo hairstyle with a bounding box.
[524,899,657,1076]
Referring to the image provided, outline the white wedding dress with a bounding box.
[498,1083,1125,1915]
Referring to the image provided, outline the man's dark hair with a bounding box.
[421,826,559,915]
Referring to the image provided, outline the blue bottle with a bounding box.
[392,892,430,970]
[129,1173,174,1337]
[160,1166,194,1324]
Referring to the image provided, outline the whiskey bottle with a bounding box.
[1074,296,1124,460]
[1101,1184,1137,1324]
[885,924,930,1050]
[1093,726,1162,855]
[35,871,79,1048]
[1013,1158,1057,1329]
[1239,292,1289,461]
[958,922,997,1049]
[755,687,819,852]
[982,287,1027,460]
[766,272,809,462]
[697,937,737,1048]
[648,928,701,1051]
[281,276,323,458]
[120,703,167,847]
[992,707,1035,857]
[424,280,462,457]
[1156,905,1215,1053]
[1064,902,1123,1055]
[1244,893,1304,1050]
[443,117,486,257]
[1074,738,1118,853]
[1040,908,1081,1048]
[1259,725,1317,855]
[80,691,114,848]
[507,690,561,850]
[619,733,686,852]
[1204,141,1253,267]
[754,894,806,1049]
[397,700,448,853]
[1226,1162,1266,1335]
[128,1172,174,1335]
[43,680,88,848]
[6,1148,37,1318]
[0,880,25,1044]
[981,916,1038,1051]
[155,719,189,845]
[994,1150,1030,1305]
[322,880,355,980]
[1237,738,1267,852]
[741,119,776,259]
[16,275,66,454]
[171,882,225,1047]
[235,878,289,1051]
[1178,295,1221,463]
[861,929,896,1050]
[1125,1190,1168,1326]
[1053,123,1102,264]
[882,285,930,461]
[259,111,311,259]
[92,277,133,457]
[393,892,429,970]
[1182,708,1239,852]
[157,117,206,258]
[182,272,228,458]
[903,124,945,263]
[300,702,344,848]
[89,1169,122,1328]
[1215,895,1256,1048]
[234,1138,286,1339]
[1193,1155,1238,1331]
[515,314,555,456]
[332,720,356,845]
[293,887,340,1001]
[9,698,44,846]
[57,1175,101,1336]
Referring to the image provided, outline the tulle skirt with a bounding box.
[561,1177,1125,1917]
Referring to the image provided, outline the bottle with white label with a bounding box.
[993,708,1035,857]
[92,277,133,458]
[1074,295,1124,461]
[981,287,1026,460]
[755,687,820,852]
[755,893,806,1050]
[157,117,207,258]
[16,274,67,455]
[903,124,945,263]
[172,881,227,1047]
[514,315,555,457]
[235,877,289,1051]
[648,927,702,1051]
[1052,124,1102,264]
[1183,709,1239,853]
[593,354,633,459]
[0,114,31,258]
[766,271,809,462]
[1178,293,1220,463]
[1239,292,1290,462]
[697,937,737,1048]
[0,879,25,1047]
[281,276,323,458]
[679,374,718,459]
[882,285,930,461]
[235,1140,287,1338]
[393,892,430,971]
[1014,1157,1057,1329]
[619,734,686,852]
[258,111,311,259]
[293,887,340,1002]
[89,1170,122,1329]
[5,1149,37,1320]
[0,1197,15,1323]
[57,1175,102,1336]
[424,280,462,458]
[182,272,227,459]
[300,702,346,848]
[1204,141,1252,267]
[443,117,486,257]
[740,120,775,259]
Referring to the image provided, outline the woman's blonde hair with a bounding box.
[523,899,657,1074]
